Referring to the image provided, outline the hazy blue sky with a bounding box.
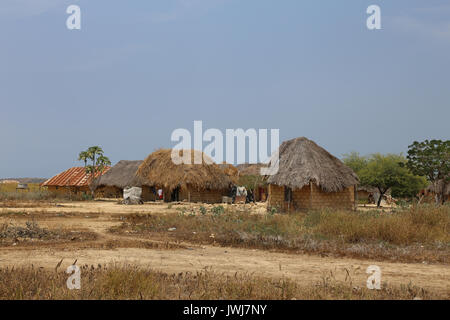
[1,0,449,178]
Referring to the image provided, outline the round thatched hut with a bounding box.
[266,137,359,211]
[96,160,143,198]
[136,149,232,203]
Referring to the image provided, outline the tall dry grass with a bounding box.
[0,183,54,201]
[0,265,442,300]
[110,205,450,263]
[310,206,449,245]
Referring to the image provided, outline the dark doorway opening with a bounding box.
[171,186,180,202]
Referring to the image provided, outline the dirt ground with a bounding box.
[0,200,448,297]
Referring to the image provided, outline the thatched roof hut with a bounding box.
[267,137,358,192]
[266,137,358,211]
[97,160,143,189]
[136,149,232,191]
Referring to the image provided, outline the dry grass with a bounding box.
[0,183,57,201]
[0,183,41,193]
[0,265,442,300]
[0,183,92,201]
[0,221,97,245]
[110,205,450,263]
[311,206,449,245]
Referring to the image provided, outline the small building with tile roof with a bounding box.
[41,166,110,198]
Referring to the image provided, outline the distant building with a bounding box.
[41,167,110,198]
[1,180,20,184]
[96,160,145,199]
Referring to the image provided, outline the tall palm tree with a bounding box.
[78,151,90,167]
[87,146,104,168]
[96,155,111,173]
[78,146,110,198]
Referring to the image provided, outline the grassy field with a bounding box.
[110,204,450,263]
[0,201,448,300]
[0,265,442,300]
[0,183,41,193]
[0,183,55,201]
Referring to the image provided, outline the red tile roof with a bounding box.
[42,167,110,187]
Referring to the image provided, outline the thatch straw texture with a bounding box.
[219,163,239,184]
[97,160,143,189]
[136,149,232,191]
[236,163,266,176]
[267,137,359,192]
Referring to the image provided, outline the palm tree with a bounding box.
[96,155,111,173]
[78,146,110,198]
[87,146,104,168]
[78,151,90,167]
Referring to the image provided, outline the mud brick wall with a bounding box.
[179,187,227,203]
[96,186,122,198]
[268,183,355,212]
[141,186,157,201]
[47,185,91,199]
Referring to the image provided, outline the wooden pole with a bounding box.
[309,182,313,209]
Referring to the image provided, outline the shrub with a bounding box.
[211,205,225,216]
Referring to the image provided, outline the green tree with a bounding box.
[406,139,450,204]
[359,154,425,207]
[390,172,428,199]
[342,152,368,176]
[78,146,111,198]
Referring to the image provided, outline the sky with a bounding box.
[1,0,449,178]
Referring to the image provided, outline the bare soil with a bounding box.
[0,200,448,297]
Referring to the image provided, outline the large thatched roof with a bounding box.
[136,149,232,191]
[266,137,359,192]
[97,160,143,189]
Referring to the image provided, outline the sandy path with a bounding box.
[0,200,266,215]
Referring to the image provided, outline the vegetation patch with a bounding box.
[0,265,443,300]
[0,221,97,245]
[110,205,450,263]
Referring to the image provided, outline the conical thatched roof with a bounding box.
[266,137,359,192]
[136,149,232,191]
[97,160,143,189]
